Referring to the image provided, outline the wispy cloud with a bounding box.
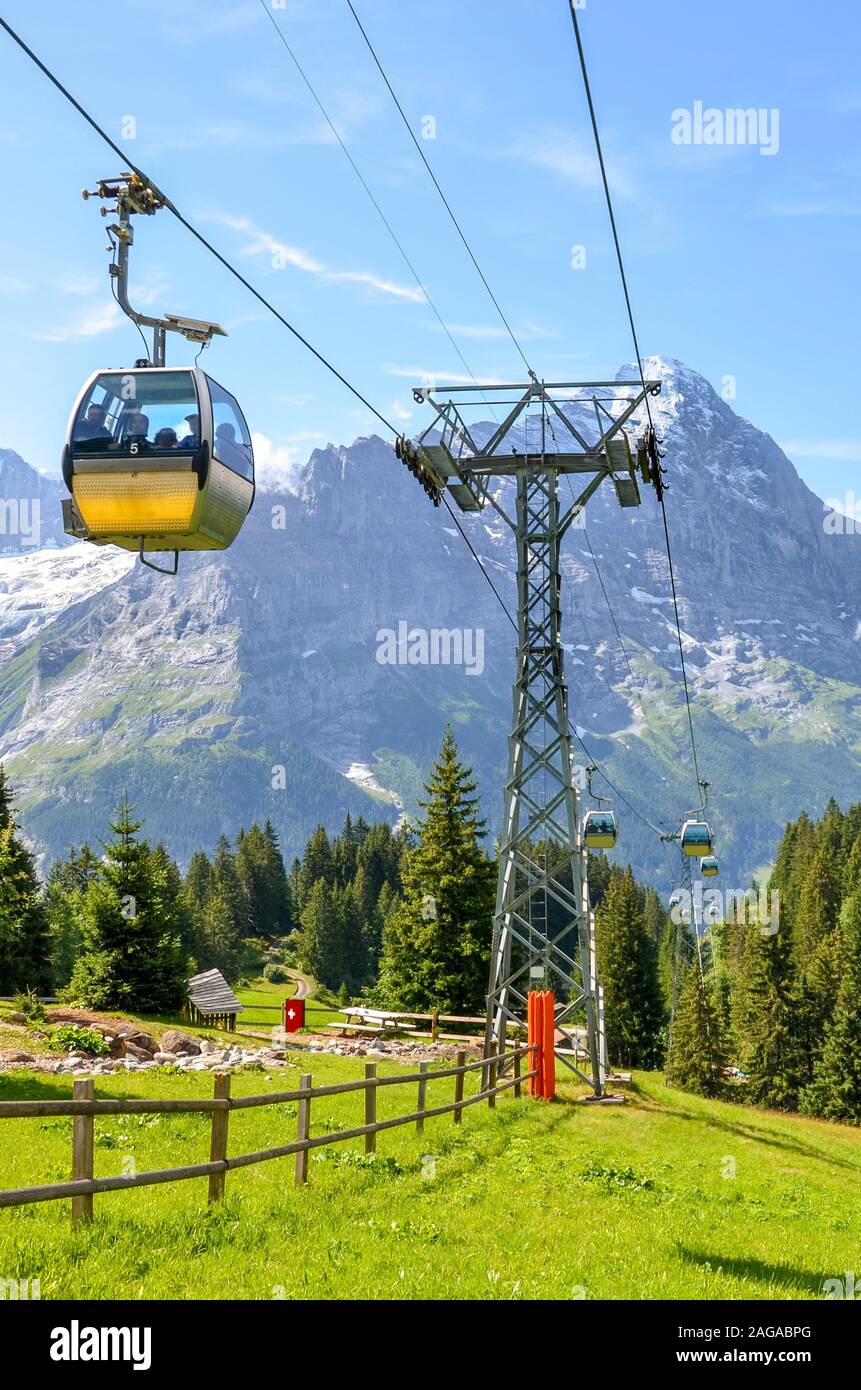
[140,122,252,155]
[206,211,424,302]
[384,365,492,385]
[252,432,303,491]
[29,301,122,343]
[427,320,555,342]
[781,439,861,462]
[765,199,861,218]
[0,274,31,294]
[53,274,101,297]
[153,0,263,45]
[510,128,641,200]
[271,390,317,408]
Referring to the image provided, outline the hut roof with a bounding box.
[187,968,244,1016]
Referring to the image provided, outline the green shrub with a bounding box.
[263,963,290,984]
[50,1024,109,1056]
[14,988,47,1024]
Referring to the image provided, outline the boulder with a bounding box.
[2,1051,33,1063]
[153,1052,177,1065]
[92,1024,120,1040]
[160,1030,201,1056]
[123,1030,158,1055]
[123,1042,152,1062]
[198,1039,217,1055]
[5,1010,27,1024]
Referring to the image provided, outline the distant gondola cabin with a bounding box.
[583,809,617,850]
[681,819,713,858]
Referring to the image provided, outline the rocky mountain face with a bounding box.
[0,358,858,893]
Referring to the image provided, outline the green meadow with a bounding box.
[1,1060,858,1301]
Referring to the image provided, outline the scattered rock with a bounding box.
[123,1030,158,1055]
[2,1051,33,1063]
[160,1030,201,1056]
[152,1052,177,1065]
[5,1010,27,1025]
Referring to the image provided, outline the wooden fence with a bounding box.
[0,1042,536,1227]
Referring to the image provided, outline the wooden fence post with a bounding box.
[453,1050,466,1125]
[364,1063,377,1155]
[208,1073,231,1203]
[416,1061,428,1134]
[295,1073,312,1186]
[488,1042,498,1109]
[71,1078,94,1227]
[431,1008,439,1043]
[513,1040,522,1099]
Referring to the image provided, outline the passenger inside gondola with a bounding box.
[215,421,246,472]
[121,411,150,442]
[181,413,200,449]
[154,427,178,449]
[74,403,112,444]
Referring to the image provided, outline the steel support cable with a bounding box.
[257,0,499,420]
[0,12,669,852]
[543,409,673,836]
[0,14,399,439]
[566,0,704,802]
[344,0,533,377]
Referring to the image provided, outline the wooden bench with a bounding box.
[326,1011,420,1038]
[324,1022,385,1037]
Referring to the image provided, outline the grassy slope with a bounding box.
[0,1064,858,1301]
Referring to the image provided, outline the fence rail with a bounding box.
[0,1043,535,1225]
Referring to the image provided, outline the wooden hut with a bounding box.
[186,968,244,1030]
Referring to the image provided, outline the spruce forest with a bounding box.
[3,736,860,1125]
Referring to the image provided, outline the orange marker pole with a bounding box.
[543,990,556,1100]
[536,991,546,1099]
[527,991,537,1097]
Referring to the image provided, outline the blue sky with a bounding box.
[0,0,859,501]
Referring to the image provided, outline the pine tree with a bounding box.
[198,835,246,981]
[795,847,841,966]
[297,878,344,988]
[378,728,494,1012]
[45,845,100,990]
[595,867,665,1069]
[0,767,51,993]
[335,880,367,991]
[151,843,198,961]
[236,822,290,937]
[263,820,293,933]
[300,826,334,906]
[66,799,187,1012]
[734,920,801,1110]
[801,890,861,1123]
[48,843,100,895]
[665,961,727,1097]
[333,812,357,888]
[843,831,861,899]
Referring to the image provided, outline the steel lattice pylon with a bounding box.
[408,375,662,1096]
[484,465,601,1088]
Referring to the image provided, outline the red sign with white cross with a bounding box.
[282,999,305,1033]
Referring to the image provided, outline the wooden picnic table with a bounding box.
[327,1008,418,1036]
